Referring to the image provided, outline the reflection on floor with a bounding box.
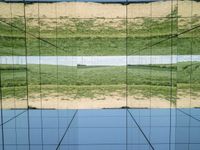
[0,109,200,150]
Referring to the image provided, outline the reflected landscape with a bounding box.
[0,0,200,149]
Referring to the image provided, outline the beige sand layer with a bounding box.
[1,98,173,109]
[178,1,200,17]
[3,94,200,109]
[1,1,199,19]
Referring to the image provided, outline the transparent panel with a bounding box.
[35,19,56,109]
[0,17,28,125]
[177,24,192,109]
[57,18,77,109]
[12,20,28,110]
[127,17,151,108]
[76,18,126,109]
[150,40,173,108]
[190,28,200,111]
[26,18,41,109]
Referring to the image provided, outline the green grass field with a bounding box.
[1,62,200,102]
[0,16,200,56]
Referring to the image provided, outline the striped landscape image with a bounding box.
[0,0,200,109]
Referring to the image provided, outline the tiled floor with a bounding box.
[0,109,200,150]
